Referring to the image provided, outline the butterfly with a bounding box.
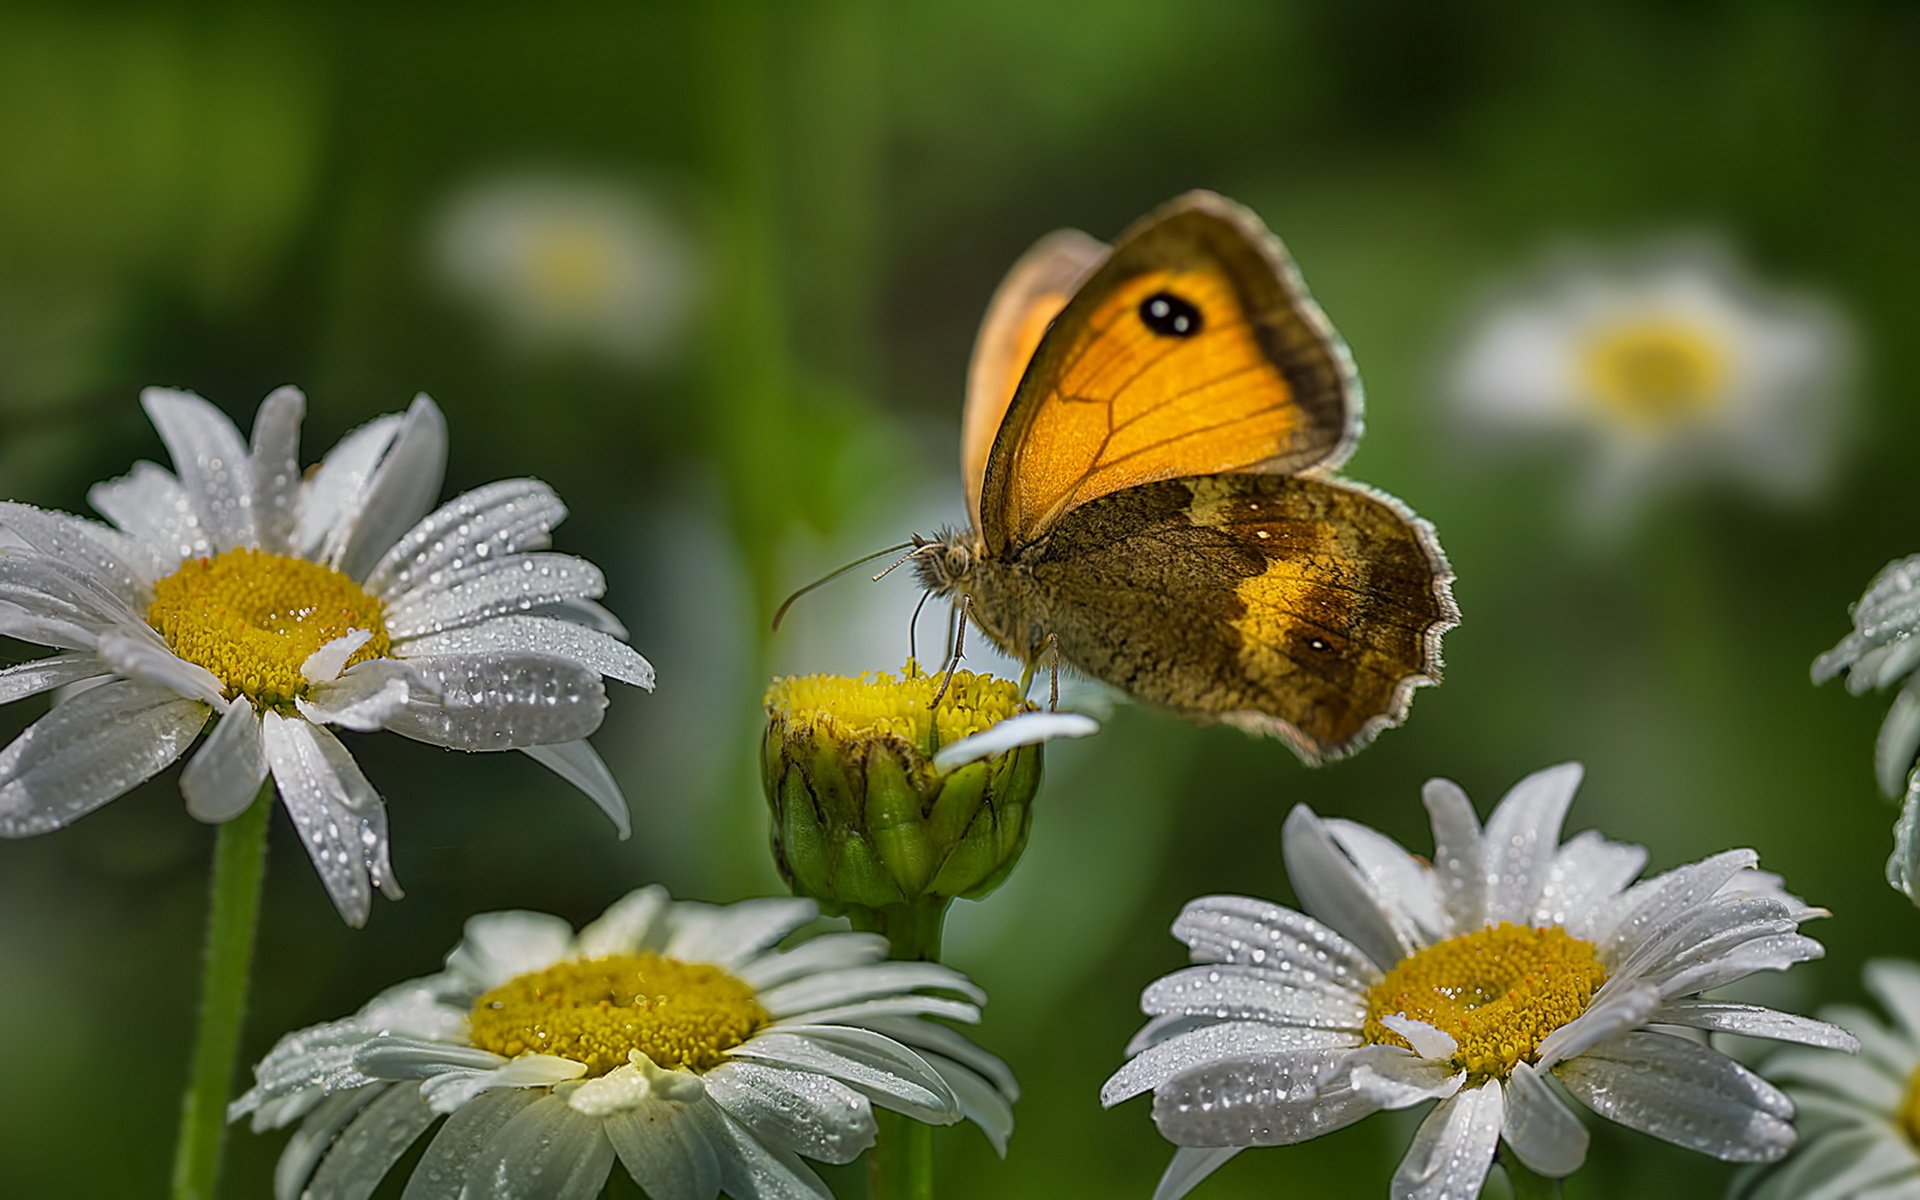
[912,191,1458,764]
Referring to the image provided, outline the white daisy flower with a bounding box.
[1739,960,1920,1200]
[0,386,653,924]
[1448,240,1850,525]
[428,171,701,365]
[1102,762,1856,1199]
[1815,556,1920,904]
[232,886,1017,1199]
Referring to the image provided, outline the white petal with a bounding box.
[1423,777,1488,931]
[1598,848,1761,964]
[181,700,267,822]
[298,413,402,557]
[603,1097,722,1200]
[384,553,608,640]
[1820,1003,1918,1080]
[446,910,577,990]
[1171,894,1383,988]
[1150,1047,1376,1146]
[89,461,208,567]
[1867,960,1920,1046]
[735,932,889,992]
[574,886,674,958]
[297,660,416,732]
[301,628,376,685]
[304,1081,436,1200]
[1891,783,1920,904]
[460,1094,614,1200]
[1140,963,1366,1030]
[1765,1048,1905,1111]
[1651,1000,1859,1051]
[1554,1030,1795,1161]
[334,395,450,582]
[94,627,225,704]
[1880,686,1920,798]
[1154,1148,1240,1200]
[0,652,106,705]
[274,1089,384,1200]
[1380,1014,1458,1060]
[691,1101,833,1200]
[1502,1063,1588,1178]
[1745,1128,1920,1200]
[919,1046,1016,1155]
[0,551,141,628]
[857,1014,1019,1104]
[0,599,98,652]
[382,652,607,751]
[1535,983,1659,1070]
[397,614,653,688]
[1391,1083,1503,1200]
[1102,1020,1360,1106]
[1654,934,1827,998]
[1281,804,1410,969]
[141,387,256,551]
[418,1055,586,1113]
[520,740,630,837]
[538,596,629,638]
[664,897,818,967]
[262,712,399,926]
[0,679,206,836]
[756,961,984,1015]
[399,1089,539,1200]
[365,478,568,599]
[1535,829,1649,939]
[931,711,1098,770]
[774,994,979,1029]
[250,386,305,556]
[728,1026,958,1124]
[0,502,152,606]
[1323,819,1451,943]
[705,1060,875,1165]
[1331,1044,1464,1109]
[1480,762,1582,925]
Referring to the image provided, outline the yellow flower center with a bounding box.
[145,548,390,710]
[525,224,619,312]
[1580,319,1729,430]
[467,953,770,1076]
[1900,1066,1920,1146]
[765,661,1032,761]
[1363,923,1607,1081]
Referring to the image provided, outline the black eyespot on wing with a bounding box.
[1139,290,1201,338]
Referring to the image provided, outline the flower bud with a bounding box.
[762,663,1090,915]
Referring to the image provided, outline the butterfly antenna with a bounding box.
[771,540,917,632]
[906,587,934,664]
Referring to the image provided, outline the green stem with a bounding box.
[171,784,273,1200]
[848,899,949,1200]
[1498,1148,1563,1200]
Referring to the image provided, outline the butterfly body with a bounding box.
[923,191,1457,764]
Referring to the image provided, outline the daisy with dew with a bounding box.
[429,170,701,366]
[1741,960,1920,1199]
[233,886,1017,1199]
[1102,762,1855,1199]
[1816,556,1920,905]
[0,386,652,924]
[1447,239,1850,526]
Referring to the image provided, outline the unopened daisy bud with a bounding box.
[762,663,1094,917]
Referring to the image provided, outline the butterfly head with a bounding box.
[910,528,980,600]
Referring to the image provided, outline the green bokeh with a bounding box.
[1,2,1916,1197]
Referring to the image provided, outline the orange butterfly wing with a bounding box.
[961,229,1107,530]
[975,191,1359,553]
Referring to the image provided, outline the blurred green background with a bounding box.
[1,2,1917,1196]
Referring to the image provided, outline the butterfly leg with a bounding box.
[906,588,934,671]
[928,595,972,709]
[1045,634,1061,711]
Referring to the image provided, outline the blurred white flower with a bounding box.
[429,171,700,365]
[1742,960,1920,1200]
[233,886,1016,1198]
[1103,763,1854,1199]
[1448,239,1851,526]
[0,386,652,924]
[1814,554,1920,905]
